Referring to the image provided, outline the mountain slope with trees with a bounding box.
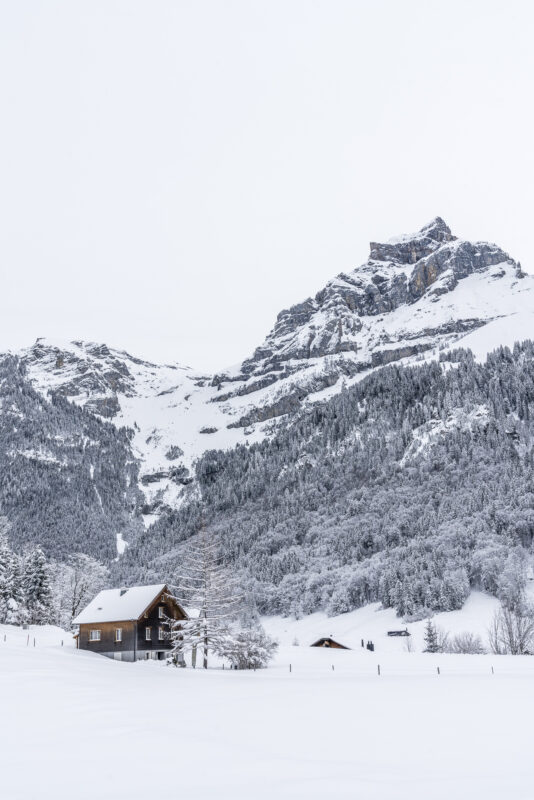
[19,218,534,521]
[2,219,534,623]
[0,356,143,561]
[119,342,534,618]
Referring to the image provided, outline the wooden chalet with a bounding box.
[310,637,350,650]
[73,583,187,662]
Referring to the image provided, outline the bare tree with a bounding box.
[167,528,241,668]
[488,605,534,655]
[488,611,507,655]
[53,553,109,629]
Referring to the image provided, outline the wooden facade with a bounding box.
[77,586,187,662]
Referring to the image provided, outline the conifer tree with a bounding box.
[23,546,53,624]
[423,619,439,653]
[0,529,14,623]
[0,518,25,624]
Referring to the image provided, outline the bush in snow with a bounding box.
[216,626,278,670]
[447,632,486,654]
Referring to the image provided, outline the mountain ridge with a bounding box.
[11,217,534,522]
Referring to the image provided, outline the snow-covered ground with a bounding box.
[262,591,501,651]
[2,593,534,799]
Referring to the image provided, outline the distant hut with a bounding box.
[310,637,350,650]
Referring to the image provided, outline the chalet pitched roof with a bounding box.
[310,637,350,650]
[73,584,167,625]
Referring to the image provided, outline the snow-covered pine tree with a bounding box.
[0,525,14,624]
[423,619,439,653]
[0,517,25,624]
[167,528,242,668]
[23,546,53,625]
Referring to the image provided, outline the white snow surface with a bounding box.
[73,583,165,624]
[455,310,534,360]
[115,532,128,556]
[3,594,534,799]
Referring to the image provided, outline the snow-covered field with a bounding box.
[2,593,534,799]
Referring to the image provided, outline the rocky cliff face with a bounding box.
[239,217,519,375]
[15,217,534,519]
[210,217,528,426]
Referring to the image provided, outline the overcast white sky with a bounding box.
[0,1,533,371]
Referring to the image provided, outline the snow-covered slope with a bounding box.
[20,340,273,518]
[17,218,534,518]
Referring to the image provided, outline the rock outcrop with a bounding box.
[237,217,518,380]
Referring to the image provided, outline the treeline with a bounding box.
[118,341,534,619]
[0,516,110,628]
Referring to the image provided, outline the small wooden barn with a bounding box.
[310,637,350,650]
[73,583,188,662]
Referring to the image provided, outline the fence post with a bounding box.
[33,637,36,647]
[332,664,334,671]
[491,666,494,675]
[289,663,292,673]
[26,634,29,646]
[377,664,380,676]
[437,666,440,675]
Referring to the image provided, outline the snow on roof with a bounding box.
[73,584,167,624]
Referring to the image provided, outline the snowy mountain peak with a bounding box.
[241,219,518,372]
[216,218,529,428]
[372,216,456,264]
[10,218,534,520]
[389,215,453,241]
[22,337,189,418]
